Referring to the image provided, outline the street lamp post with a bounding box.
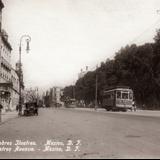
[18,35,31,116]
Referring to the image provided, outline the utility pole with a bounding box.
[73,80,76,100]
[73,85,75,99]
[95,65,98,110]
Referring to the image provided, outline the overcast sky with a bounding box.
[2,0,160,89]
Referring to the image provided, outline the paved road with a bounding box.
[0,108,160,159]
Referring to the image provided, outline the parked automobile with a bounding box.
[23,102,38,116]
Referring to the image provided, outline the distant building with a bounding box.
[0,1,21,113]
[49,87,63,107]
[78,66,89,79]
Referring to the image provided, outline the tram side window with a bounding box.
[117,91,121,99]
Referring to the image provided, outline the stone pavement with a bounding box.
[0,111,18,124]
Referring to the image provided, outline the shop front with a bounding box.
[0,83,12,113]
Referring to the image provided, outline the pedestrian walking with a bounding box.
[0,102,3,123]
[16,104,19,112]
[132,101,137,112]
[34,102,39,116]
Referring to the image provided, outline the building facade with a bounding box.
[0,30,12,84]
[0,29,13,112]
[0,0,20,113]
[49,87,63,107]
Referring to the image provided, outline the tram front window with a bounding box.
[122,92,129,99]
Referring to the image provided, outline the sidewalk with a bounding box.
[0,111,18,124]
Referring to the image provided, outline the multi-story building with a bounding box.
[49,87,63,107]
[0,0,20,113]
[0,29,13,112]
[0,30,12,83]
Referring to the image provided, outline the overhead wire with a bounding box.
[129,17,160,44]
[79,11,160,78]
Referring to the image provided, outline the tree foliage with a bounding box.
[63,29,160,109]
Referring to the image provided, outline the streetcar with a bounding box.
[65,98,77,108]
[102,86,134,112]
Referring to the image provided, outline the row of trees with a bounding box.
[63,29,160,109]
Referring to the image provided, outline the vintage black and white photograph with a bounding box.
[0,0,160,159]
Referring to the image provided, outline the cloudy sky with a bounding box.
[2,0,160,89]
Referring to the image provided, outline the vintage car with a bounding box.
[23,102,38,116]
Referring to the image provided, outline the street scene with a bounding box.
[1,0,160,159]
